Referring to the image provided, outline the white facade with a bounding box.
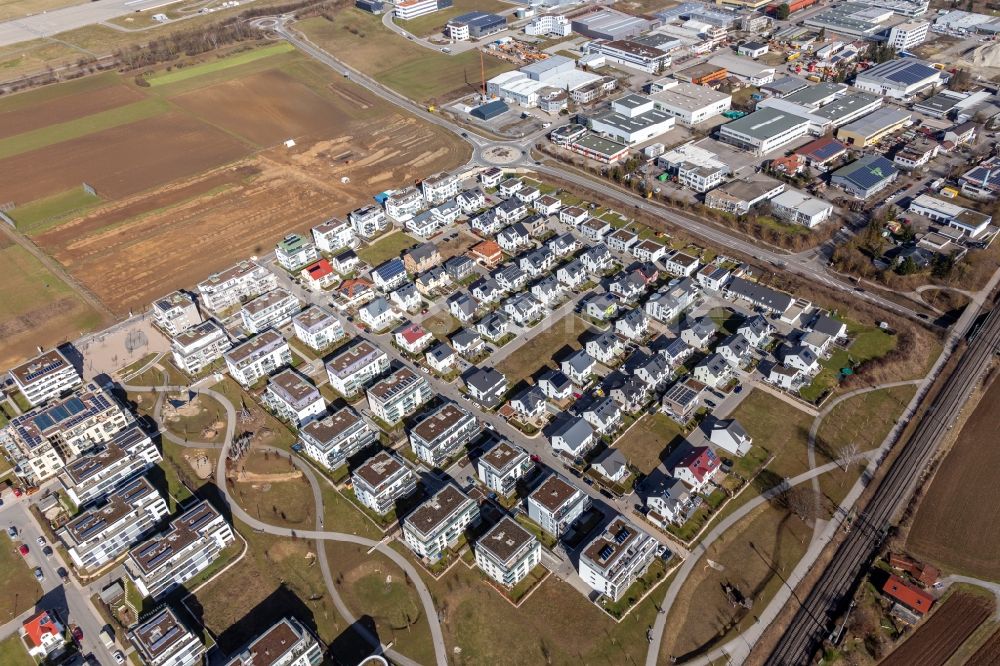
[10,348,82,408]
[301,407,378,471]
[409,403,481,467]
[197,260,277,313]
[525,14,571,37]
[152,291,202,338]
[385,187,425,222]
[477,440,532,496]
[578,517,656,601]
[403,485,480,560]
[366,367,433,424]
[352,450,417,515]
[770,190,834,228]
[395,0,438,19]
[263,369,326,427]
[58,425,161,508]
[527,475,590,538]
[888,20,929,49]
[325,341,390,397]
[349,205,389,238]
[650,82,732,126]
[239,288,301,334]
[224,329,292,388]
[171,320,231,375]
[292,305,344,352]
[475,517,542,587]
[131,607,206,666]
[312,218,356,253]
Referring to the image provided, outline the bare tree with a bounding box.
[839,440,862,471]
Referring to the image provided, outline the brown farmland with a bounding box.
[968,625,1000,663]
[907,375,1000,579]
[880,591,993,666]
[0,113,250,203]
[0,82,143,140]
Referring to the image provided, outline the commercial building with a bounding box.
[853,58,941,99]
[804,3,894,39]
[584,39,670,74]
[446,11,505,40]
[197,260,278,313]
[130,607,205,666]
[325,340,390,397]
[567,133,631,164]
[292,305,343,352]
[657,142,730,192]
[171,320,231,375]
[475,517,542,587]
[587,94,676,145]
[351,450,417,515]
[224,329,292,388]
[831,154,900,198]
[770,189,834,228]
[1,382,133,484]
[477,440,532,496]
[126,501,235,600]
[221,617,323,666]
[527,474,590,537]
[960,157,1000,200]
[718,107,811,155]
[674,61,728,86]
[888,19,929,49]
[524,13,571,37]
[909,194,992,237]
[366,366,432,424]
[649,81,731,125]
[578,516,657,601]
[395,0,447,20]
[409,402,481,467]
[300,406,377,471]
[59,476,168,571]
[58,425,161,507]
[708,53,776,86]
[836,107,911,147]
[10,348,81,408]
[240,288,300,335]
[571,8,652,39]
[402,484,480,560]
[738,41,768,58]
[263,369,325,427]
[487,56,602,108]
[704,176,786,214]
[152,291,202,338]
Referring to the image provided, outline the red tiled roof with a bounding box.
[305,258,333,280]
[22,611,61,647]
[677,446,719,483]
[339,278,372,297]
[472,240,502,258]
[400,324,428,344]
[795,136,846,162]
[881,574,934,614]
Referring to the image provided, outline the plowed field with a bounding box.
[880,591,993,666]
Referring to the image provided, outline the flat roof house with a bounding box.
[57,424,161,507]
[10,347,82,408]
[224,329,292,388]
[130,606,205,666]
[171,319,231,376]
[475,516,542,588]
[325,340,390,397]
[152,290,202,338]
[239,288,301,335]
[221,616,323,666]
[292,305,344,352]
[351,450,417,515]
[366,366,432,424]
[403,484,480,561]
[197,260,277,313]
[263,368,325,427]
[275,233,319,272]
[300,406,377,472]
[409,403,481,467]
[477,440,533,497]
[578,516,657,601]
[527,474,591,538]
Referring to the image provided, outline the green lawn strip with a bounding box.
[815,385,916,458]
[9,188,102,235]
[357,231,419,266]
[515,514,557,549]
[0,96,171,160]
[11,390,31,413]
[0,634,33,666]
[146,42,295,87]
[0,533,44,624]
[600,557,667,618]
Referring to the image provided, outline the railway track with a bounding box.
[766,303,1000,665]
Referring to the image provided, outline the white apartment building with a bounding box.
[888,20,929,50]
[312,217,356,253]
[224,329,292,388]
[59,476,168,571]
[171,319,231,375]
[409,403,481,467]
[422,172,460,203]
[524,14,571,37]
[263,369,326,427]
[477,440,533,497]
[475,516,542,588]
[349,205,389,239]
[1,382,133,484]
[240,288,301,335]
[197,260,278,313]
[325,341,390,397]
[719,107,811,156]
[292,305,344,352]
[403,484,480,560]
[10,348,82,408]
[152,291,202,337]
[385,186,425,222]
[351,450,417,515]
[366,367,432,424]
[527,475,591,538]
[130,607,206,666]
[58,424,161,507]
[300,406,378,471]
[221,617,323,666]
[275,233,319,272]
[578,516,657,601]
[126,501,235,600]
[650,81,732,126]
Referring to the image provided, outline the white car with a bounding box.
[113,651,125,664]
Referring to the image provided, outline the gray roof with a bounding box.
[593,447,628,478]
[564,349,595,374]
[837,108,911,139]
[722,107,809,140]
[551,416,593,448]
[763,76,809,97]
[783,82,847,107]
[726,277,793,313]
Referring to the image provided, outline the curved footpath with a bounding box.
[120,382,446,666]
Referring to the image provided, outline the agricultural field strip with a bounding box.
[146,42,294,86]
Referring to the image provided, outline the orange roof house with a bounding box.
[881,574,934,615]
[470,240,504,268]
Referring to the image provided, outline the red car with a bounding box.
[18,544,29,556]
[530,454,541,463]
[71,626,83,642]
[12,487,22,497]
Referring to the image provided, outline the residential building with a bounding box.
[697,265,731,292]
[704,176,785,214]
[592,448,629,484]
[130,607,205,666]
[152,291,202,338]
[451,328,484,358]
[616,307,648,340]
[661,380,702,423]
[422,172,460,203]
[475,311,509,343]
[2,382,133,484]
[126,501,235,600]
[402,484,480,560]
[349,204,389,238]
[403,243,441,274]
[224,329,292,388]
[58,425,160,507]
[275,233,319,272]
[567,133,630,164]
[881,574,934,615]
[292,305,344,352]
[561,350,596,386]
[301,406,377,471]
[587,331,624,365]
[673,445,720,491]
[58,477,168,571]
[724,277,793,316]
[390,283,421,314]
[312,217,355,253]
[692,352,732,388]
[477,441,532,496]
[372,257,408,292]
[610,376,649,414]
[960,156,1000,201]
[197,260,277,313]
[583,397,622,436]
[394,322,434,354]
[470,240,503,268]
[359,297,399,332]
[578,517,656,601]
[352,450,417,515]
[718,107,810,156]
[301,259,338,291]
[475,517,542,587]
[465,367,508,407]
[240,288,300,334]
[367,367,432,424]
[19,611,65,660]
[10,348,81,408]
[527,474,591,537]
[410,403,481,467]
[264,369,325,427]
[220,617,323,666]
[457,188,486,213]
[425,343,457,375]
[538,370,573,402]
[385,187,425,222]
[332,250,360,276]
[662,251,699,277]
[704,418,752,456]
[326,341,389,397]
[549,416,595,457]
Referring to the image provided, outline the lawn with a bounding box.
[601,557,668,618]
[161,392,227,444]
[146,43,295,86]
[496,314,589,383]
[0,634,32,666]
[8,187,102,234]
[814,385,916,461]
[231,450,317,529]
[0,533,43,623]
[615,412,684,475]
[298,13,515,103]
[155,439,204,511]
[799,324,897,403]
[356,231,419,266]
[422,310,461,342]
[396,0,511,36]
[729,389,814,483]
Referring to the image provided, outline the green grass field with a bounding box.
[799,323,896,402]
[0,533,44,624]
[615,412,684,475]
[147,43,295,86]
[0,634,33,666]
[356,231,418,266]
[8,188,102,234]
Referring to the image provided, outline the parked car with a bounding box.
[18,544,28,556]
[7,526,16,538]
[33,567,44,582]
[43,546,53,557]
[113,651,125,664]
[58,567,69,583]
[71,626,83,642]
[36,536,45,546]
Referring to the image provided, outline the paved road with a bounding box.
[0,0,173,47]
